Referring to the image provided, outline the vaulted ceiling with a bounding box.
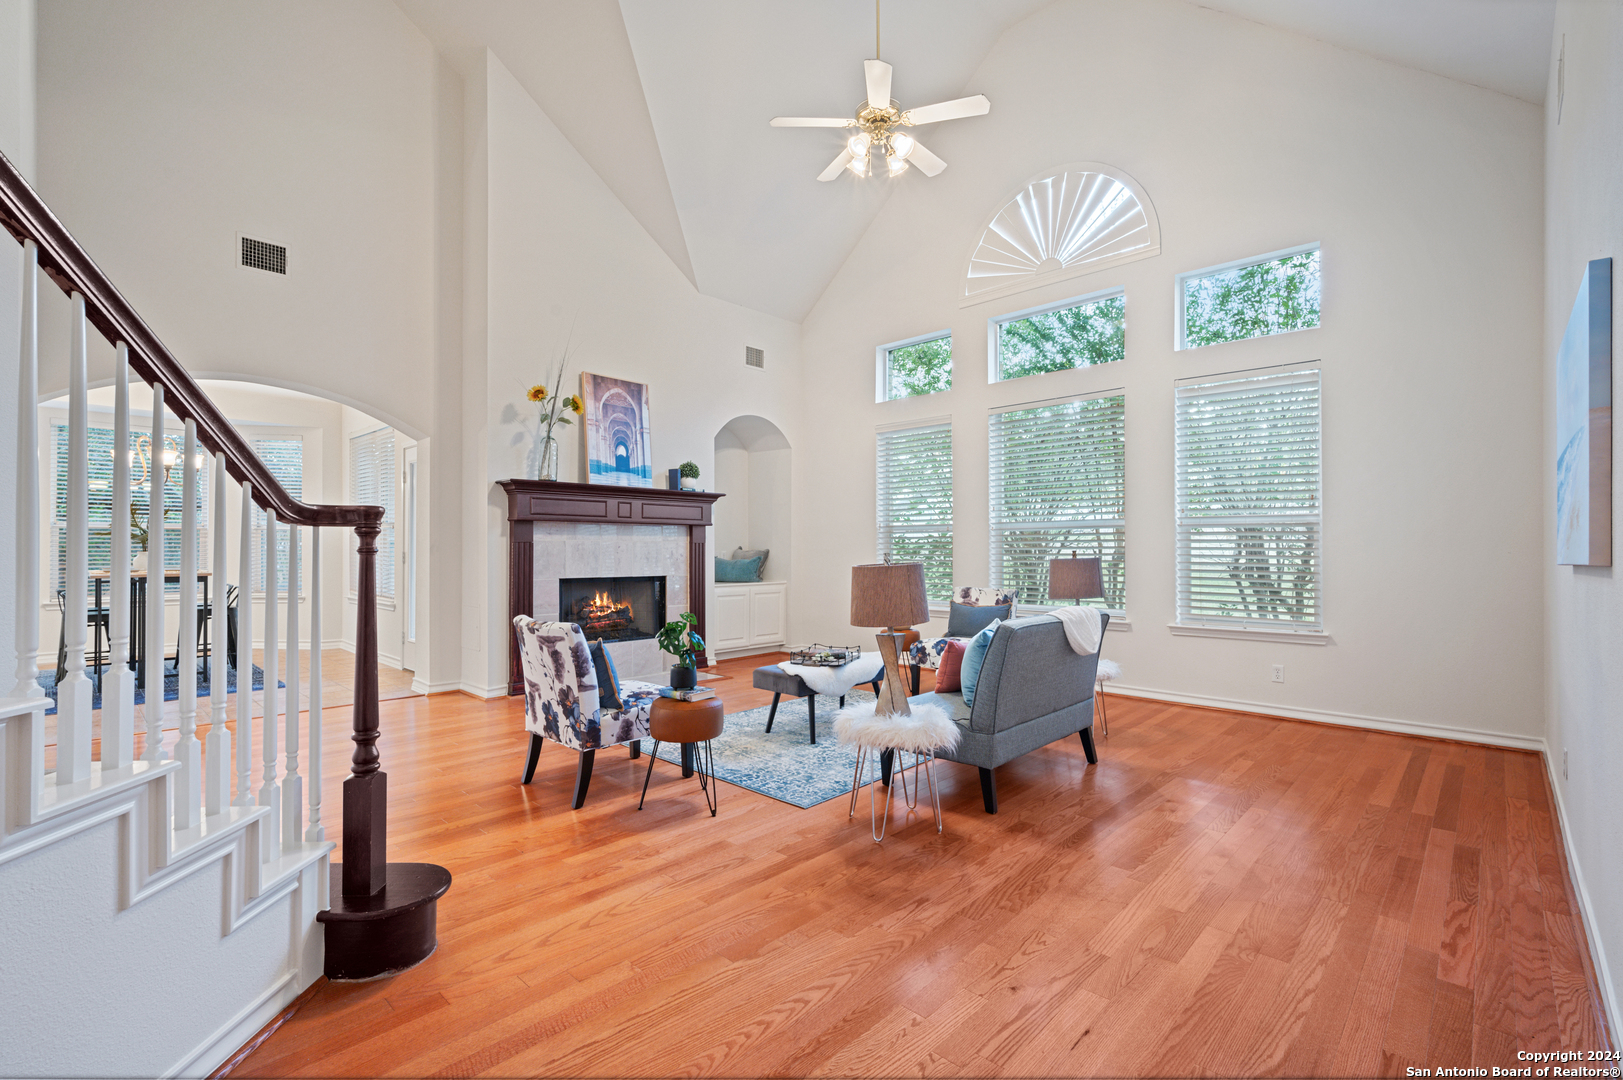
[395,0,1555,323]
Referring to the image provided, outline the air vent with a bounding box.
[241,236,287,275]
[744,346,765,369]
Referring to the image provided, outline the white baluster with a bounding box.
[259,509,281,861]
[282,525,302,850]
[306,534,323,842]
[102,346,136,770]
[233,482,254,808]
[56,292,94,784]
[143,385,167,763]
[14,240,42,701]
[205,452,231,815]
[173,420,201,828]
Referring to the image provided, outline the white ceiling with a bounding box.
[395,0,1555,323]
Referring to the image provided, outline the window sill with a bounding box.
[348,593,398,612]
[1167,623,1330,645]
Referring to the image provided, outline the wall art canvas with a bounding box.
[581,372,653,487]
[1556,257,1613,566]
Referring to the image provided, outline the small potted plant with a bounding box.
[679,461,700,491]
[657,611,705,690]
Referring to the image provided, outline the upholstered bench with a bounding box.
[752,662,884,745]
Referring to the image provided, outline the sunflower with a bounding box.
[568,394,584,414]
[526,385,548,402]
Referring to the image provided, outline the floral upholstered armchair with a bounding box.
[905,586,1018,694]
[513,616,661,809]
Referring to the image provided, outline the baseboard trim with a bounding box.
[170,970,299,1079]
[1539,748,1621,1045]
[1105,683,1545,752]
[206,976,326,1079]
[458,682,508,699]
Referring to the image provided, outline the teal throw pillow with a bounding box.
[715,554,765,582]
[589,639,623,712]
[960,619,1002,709]
[945,600,1010,638]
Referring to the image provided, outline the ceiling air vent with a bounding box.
[744,346,765,369]
[240,236,287,275]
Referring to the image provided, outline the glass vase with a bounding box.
[526,435,560,482]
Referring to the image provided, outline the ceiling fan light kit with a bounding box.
[770,9,990,184]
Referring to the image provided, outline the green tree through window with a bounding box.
[998,294,1125,381]
[884,336,952,400]
[1183,249,1320,348]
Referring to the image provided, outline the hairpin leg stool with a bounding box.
[639,696,725,816]
[835,701,958,843]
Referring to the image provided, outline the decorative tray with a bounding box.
[788,644,863,667]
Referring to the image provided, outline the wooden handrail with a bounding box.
[0,148,380,530]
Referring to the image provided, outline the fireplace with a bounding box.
[558,576,666,643]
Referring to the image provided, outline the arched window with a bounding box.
[962,163,1160,306]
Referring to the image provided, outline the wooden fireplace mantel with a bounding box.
[499,479,724,696]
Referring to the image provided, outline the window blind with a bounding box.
[1174,366,1321,628]
[989,394,1126,609]
[876,423,953,604]
[250,437,304,593]
[349,427,396,601]
[53,424,207,594]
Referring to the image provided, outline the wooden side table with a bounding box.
[641,696,725,815]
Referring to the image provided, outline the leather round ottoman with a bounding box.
[640,697,725,815]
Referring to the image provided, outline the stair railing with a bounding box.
[0,149,393,897]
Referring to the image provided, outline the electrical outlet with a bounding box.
[1271,664,1285,683]
[1564,749,1569,781]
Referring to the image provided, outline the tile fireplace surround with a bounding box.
[500,480,722,695]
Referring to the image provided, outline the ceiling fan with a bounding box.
[770,6,990,181]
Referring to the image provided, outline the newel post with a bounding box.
[343,521,386,896]
[318,517,451,980]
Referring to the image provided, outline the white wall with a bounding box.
[1543,0,1623,1035]
[464,51,805,694]
[796,0,1546,746]
[0,0,35,697]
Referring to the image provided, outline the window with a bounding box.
[1174,365,1321,629]
[995,290,1125,382]
[52,423,207,593]
[250,437,304,593]
[349,427,396,601]
[1179,245,1321,350]
[989,394,1126,610]
[876,422,953,604]
[879,333,952,401]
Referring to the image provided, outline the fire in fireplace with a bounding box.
[558,576,665,644]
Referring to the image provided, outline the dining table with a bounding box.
[84,569,213,691]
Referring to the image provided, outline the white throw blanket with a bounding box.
[1049,605,1102,656]
[780,653,885,696]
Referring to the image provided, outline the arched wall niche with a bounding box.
[712,415,791,582]
[960,161,1161,307]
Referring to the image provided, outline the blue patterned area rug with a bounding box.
[637,689,877,809]
[35,663,269,715]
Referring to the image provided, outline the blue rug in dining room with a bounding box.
[35,663,272,715]
[637,689,890,809]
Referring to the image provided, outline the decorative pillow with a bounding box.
[732,547,769,564]
[934,640,968,693]
[960,619,1002,709]
[945,600,1011,638]
[589,639,623,712]
[716,554,765,582]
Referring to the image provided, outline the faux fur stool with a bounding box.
[834,702,959,842]
[1095,658,1121,737]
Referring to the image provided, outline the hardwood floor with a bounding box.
[233,654,1612,1077]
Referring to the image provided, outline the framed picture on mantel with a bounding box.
[581,372,653,488]
[1556,257,1612,566]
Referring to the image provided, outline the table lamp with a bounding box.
[850,559,929,718]
[1049,553,1104,605]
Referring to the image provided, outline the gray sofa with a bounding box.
[900,612,1108,813]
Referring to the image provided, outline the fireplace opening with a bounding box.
[558,576,666,644]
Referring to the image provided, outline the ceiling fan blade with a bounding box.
[864,59,893,109]
[907,140,947,177]
[903,94,991,126]
[818,149,855,181]
[771,116,856,127]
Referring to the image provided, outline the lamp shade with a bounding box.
[1049,555,1103,601]
[850,561,930,627]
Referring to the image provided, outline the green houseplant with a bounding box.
[657,611,705,689]
[678,460,700,490]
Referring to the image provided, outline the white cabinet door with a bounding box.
[748,584,787,646]
[711,587,751,650]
